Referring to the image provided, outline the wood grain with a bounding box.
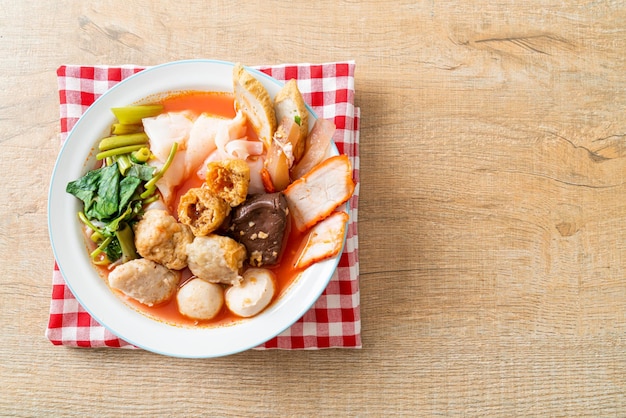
[1,0,626,415]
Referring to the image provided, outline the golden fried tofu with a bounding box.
[205,159,250,207]
[178,187,230,237]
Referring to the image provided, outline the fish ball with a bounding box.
[108,258,178,306]
[225,268,276,317]
[176,278,224,320]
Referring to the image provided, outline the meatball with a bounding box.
[178,187,231,237]
[176,278,224,320]
[205,158,250,207]
[186,235,246,286]
[108,258,179,306]
[134,209,193,270]
[225,268,276,317]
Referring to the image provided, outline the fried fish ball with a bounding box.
[134,209,193,270]
[205,159,250,207]
[108,258,179,306]
[186,234,247,286]
[178,187,230,237]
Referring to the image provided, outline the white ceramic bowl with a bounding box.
[48,59,343,358]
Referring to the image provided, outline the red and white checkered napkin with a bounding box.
[46,61,361,350]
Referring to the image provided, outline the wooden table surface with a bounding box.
[2,1,626,416]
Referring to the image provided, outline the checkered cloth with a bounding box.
[46,61,361,350]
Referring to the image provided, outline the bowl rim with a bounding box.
[47,59,346,358]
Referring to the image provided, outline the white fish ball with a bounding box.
[176,278,224,320]
[225,268,276,318]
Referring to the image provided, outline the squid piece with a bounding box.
[294,211,349,270]
[223,139,264,161]
[262,116,300,192]
[246,156,266,195]
[290,118,335,181]
[274,79,308,163]
[283,154,355,232]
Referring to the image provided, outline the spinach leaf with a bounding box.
[119,175,142,212]
[104,206,132,236]
[126,164,155,181]
[92,164,120,220]
[66,167,102,213]
[68,164,124,221]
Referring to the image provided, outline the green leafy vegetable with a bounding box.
[66,168,102,213]
[126,164,155,181]
[119,176,142,212]
[114,154,133,175]
[91,164,121,220]
[102,236,122,262]
[65,117,178,264]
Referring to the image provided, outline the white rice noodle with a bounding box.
[142,111,195,161]
[149,150,188,206]
[184,113,223,176]
[144,109,267,204]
